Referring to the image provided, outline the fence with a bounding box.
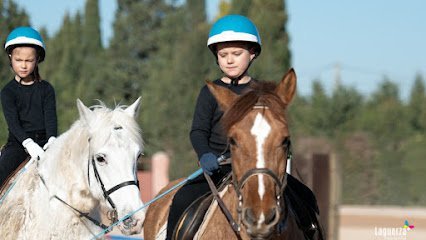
[293,137,340,240]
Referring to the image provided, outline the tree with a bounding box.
[217,0,231,18]
[77,0,104,103]
[307,80,330,135]
[44,12,85,131]
[408,73,426,131]
[248,0,291,81]
[91,0,169,104]
[363,77,410,143]
[82,0,102,52]
[142,0,212,178]
[329,85,363,134]
[229,0,251,15]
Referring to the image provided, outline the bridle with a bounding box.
[39,137,138,232]
[207,104,292,238]
[87,137,139,224]
[231,137,292,231]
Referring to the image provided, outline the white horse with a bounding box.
[0,98,146,239]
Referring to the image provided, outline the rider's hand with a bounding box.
[43,136,56,150]
[22,138,44,160]
[199,152,219,175]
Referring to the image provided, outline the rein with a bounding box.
[204,170,241,237]
[38,173,110,231]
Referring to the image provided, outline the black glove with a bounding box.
[199,152,219,175]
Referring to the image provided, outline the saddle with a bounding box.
[172,173,232,240]
[0,158,29,198]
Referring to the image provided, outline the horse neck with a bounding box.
[38,122,95,209]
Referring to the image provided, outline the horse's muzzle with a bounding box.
[242,206,281,239]
[118,216,144,235]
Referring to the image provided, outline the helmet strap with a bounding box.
[229,59,254,86]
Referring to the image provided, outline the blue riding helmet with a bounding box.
[4,26,46,62]
[207,14,261,57]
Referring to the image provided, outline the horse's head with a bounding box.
[207,69,296,239]
[76,98,145,235]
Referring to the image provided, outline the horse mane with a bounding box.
[221,81,288,133]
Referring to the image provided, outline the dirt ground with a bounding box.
[338,205,426,240]
[105,205,426,239]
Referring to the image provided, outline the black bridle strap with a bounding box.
[53,195,110,230]
[236,168,284,194]
[204,172,241,236]
[92,158,117,209]
[38,173,110,231]
[106,181,138,195]
[91,158,138,218]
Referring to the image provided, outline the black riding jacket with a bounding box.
[1,79,57,143]
[190,79,254,159]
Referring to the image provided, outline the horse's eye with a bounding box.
[95,154,107,165]
[282,137,291,149]
[229,137,236,146]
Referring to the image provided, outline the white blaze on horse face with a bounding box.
[250,113,271,201]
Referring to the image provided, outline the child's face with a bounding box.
[216,42,255,79]
[10,46,37,79]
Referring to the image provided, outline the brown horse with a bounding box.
[144,69,321,239]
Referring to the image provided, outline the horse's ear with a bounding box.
[124,97,142,118]
[276,68,297,104]
[206,81,238,112]
[77,99,94,124]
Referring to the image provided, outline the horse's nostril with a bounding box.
[265,208,277,225]
[243,208,256,225]
[123,217,134,229]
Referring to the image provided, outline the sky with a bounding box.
[13,0,426,100]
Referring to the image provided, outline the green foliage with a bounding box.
[229,0,252,15]
[82,0,102,51]
[408,73,426,131]
[329,85,363,134]
[361,79,411,143]
[142,1,213,178]
[248,0,291,81]
[400,135,426,204]
[43,12,86,131]
[217,0,231,18]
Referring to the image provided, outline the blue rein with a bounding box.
[90,168,204,240]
